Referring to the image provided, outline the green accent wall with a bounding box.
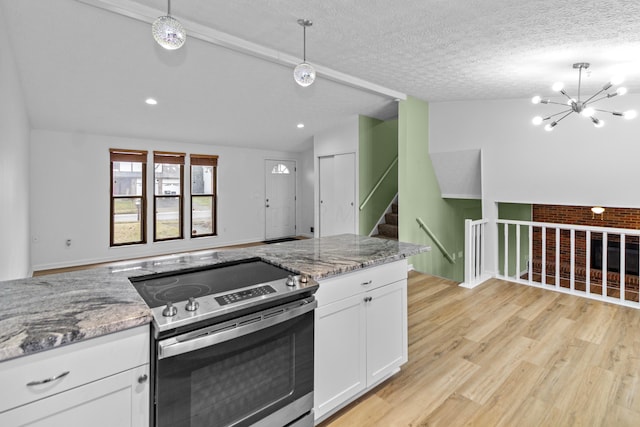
[498,203,532,276]
[359,116,398,235]
[398,96,482,282]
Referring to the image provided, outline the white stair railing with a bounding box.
[496,219,640,309]
[461,219,489,288]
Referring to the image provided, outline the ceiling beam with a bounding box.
[75,0,407,101]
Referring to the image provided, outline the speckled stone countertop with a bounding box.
[0,234,428,362]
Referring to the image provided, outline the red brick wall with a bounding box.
[532,204,640,269]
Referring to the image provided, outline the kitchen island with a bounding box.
[0,234,427,362]
[0,234,428,426]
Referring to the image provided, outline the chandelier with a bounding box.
[531,63,636,131]
[293,19,316,87]
[152,0,186,50]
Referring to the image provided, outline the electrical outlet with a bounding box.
[310,226,314,233]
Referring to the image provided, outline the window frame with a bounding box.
[110,148,148,247]
[190,154,218,238]
[153,151,185,242]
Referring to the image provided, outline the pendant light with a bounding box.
[152,0,186,50]
[293,19,316,87]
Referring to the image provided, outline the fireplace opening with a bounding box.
[591,238,640,276]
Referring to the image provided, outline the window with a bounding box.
[271,163,290,174]
[154,151,185,241]
[110,149,147,246]
[190,154,218,237]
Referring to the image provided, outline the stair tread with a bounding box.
[385,213,398,225]
[378,223,398,239]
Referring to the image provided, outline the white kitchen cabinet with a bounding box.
[0,325,150,427]
[313,260,408,422]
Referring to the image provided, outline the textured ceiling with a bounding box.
[2,0,640,151]
[132,0,640,100]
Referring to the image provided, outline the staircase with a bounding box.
[376,203,398,240]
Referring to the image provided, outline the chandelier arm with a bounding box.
[582,88,608,105]
[545,101,570,107]
[587,95,612,105]
[559,90,574,102]
[554,110,574,125]
[544,109,573,120]
[593,108,622,115]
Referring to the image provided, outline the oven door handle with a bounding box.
[158,298,317,359]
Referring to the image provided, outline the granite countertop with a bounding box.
[0,234,429,362]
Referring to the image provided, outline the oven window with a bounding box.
[191,335,293,426]
[156,311,313,427]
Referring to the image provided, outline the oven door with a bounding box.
[155,298,316,427]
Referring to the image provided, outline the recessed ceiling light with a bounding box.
[297,123,305,128]
[145,98,158,105]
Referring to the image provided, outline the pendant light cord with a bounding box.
[167,0,171,16]
[303,25,307,62]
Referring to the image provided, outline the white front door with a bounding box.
[265,159,296,240]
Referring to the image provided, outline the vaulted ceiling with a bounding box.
[2,0,639,151]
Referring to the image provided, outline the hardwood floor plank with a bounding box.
[319,274,640,427]
[458,336,537,405]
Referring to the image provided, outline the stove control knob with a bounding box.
[300,275,308,284]
[286,275,296,287]
[162,302,178,317]
[185,297,199,312]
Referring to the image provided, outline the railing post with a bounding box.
[464,219,473,285]
[504,223,509,278]
[528,224,533,284]
[603,232,608,297]
[542,226,546,285]
[621,234,626,302]
[586,230,591,295]
[570,229,575,291]
[555,227,560,289]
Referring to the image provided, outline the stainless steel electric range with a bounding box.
[129,257,318,427]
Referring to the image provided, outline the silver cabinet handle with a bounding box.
[26,371,70,386]
[364,296,373,302]
[361,280,372,286]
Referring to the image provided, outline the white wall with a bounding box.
[299,144,315,237]
[430,95,640,274]
[0,6,30,280]
[430,95,640,208]
[30,130,307,271]
[313,116,359,236]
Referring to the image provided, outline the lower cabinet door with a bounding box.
[314,294,366,420]
[0,364,149,427]
[366,279,408,386]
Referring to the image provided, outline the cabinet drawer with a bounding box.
[0,325,150,413]
[316,260,407,305]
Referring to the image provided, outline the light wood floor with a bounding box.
[319,271,640,426]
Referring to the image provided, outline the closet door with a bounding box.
[319,153,355,237]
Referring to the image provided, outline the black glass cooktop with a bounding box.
[130,258,291,308]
